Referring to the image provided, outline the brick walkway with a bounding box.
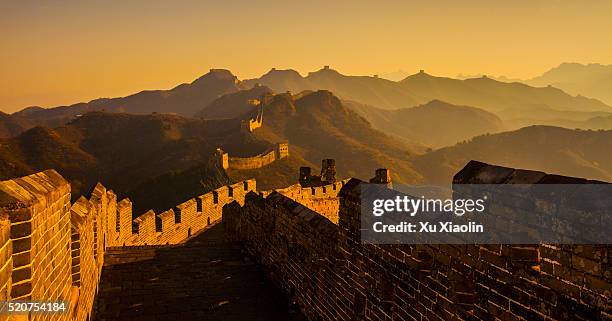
[94,224,306,321]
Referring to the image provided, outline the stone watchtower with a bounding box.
[216,148,229,170]
[320,159,337,183]
[275,142,289,159]
[369,168,392,188]
[299,167,312,185]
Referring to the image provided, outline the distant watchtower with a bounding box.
[275,143,289,159]
[369,168,392,188]
[323,65,330,70]
[320,159,337,183]
[216,148,229,170]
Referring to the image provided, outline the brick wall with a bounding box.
[0,170,73,321]
[70,197,98,321]
[224,165,611,321]
[0,216,12,321]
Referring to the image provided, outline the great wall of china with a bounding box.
[0,160,609,320]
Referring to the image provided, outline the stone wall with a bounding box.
[224,164,611,321]
[0,216,12,319]
[218,143,290,170]
[0,170,74,321]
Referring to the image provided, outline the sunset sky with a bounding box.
[1,0,611,112]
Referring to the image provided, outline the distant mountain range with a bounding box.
[2,66,611,140]
[344,99,504,148]
[459,63,612,107]
[413,125,612,184]
[1,69,244,135]
[245,67,610,113]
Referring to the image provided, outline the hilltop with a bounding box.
[344,99,504,148]
[412,126,612,183]
[195,85,273,119]
[0,111,35,138]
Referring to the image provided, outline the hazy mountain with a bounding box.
[344,99,504,148]
[526,63,612,106]
[399,71,610,113]
[497,104,612,130]
[377,70,411,82]
[195,85,272,119]
[244,67,420,109]
[413,126,612,184]
[11,69,245,129]
[456,73,522,83]
[243,90,424,185]
[0,112,35,138]
[244,67,611,113]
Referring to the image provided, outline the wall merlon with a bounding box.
[156,210,175,232]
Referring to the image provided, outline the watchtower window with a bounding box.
[213,192,219,204]
[228,187,234,198]
[174,208,182,223]
[243,181,249,191]
[196,198,203,212]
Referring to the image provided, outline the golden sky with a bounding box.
[1,0,611,112]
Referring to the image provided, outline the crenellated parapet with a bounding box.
[125,179,256,246]
[263,179,348,223]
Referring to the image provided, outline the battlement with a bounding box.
[126,179,256,246]
[264,179,348,223]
